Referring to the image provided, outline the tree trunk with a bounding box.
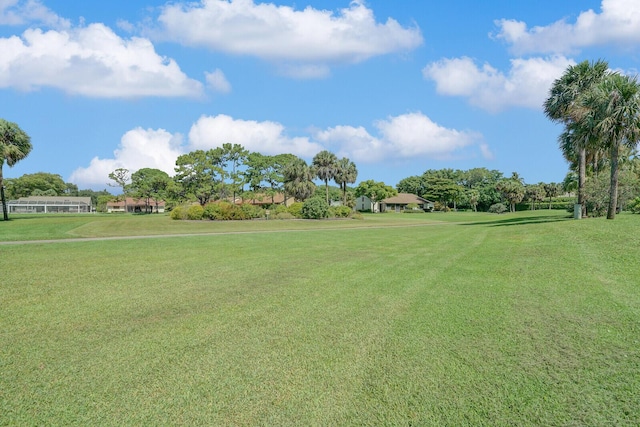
[342,183,347,206]
[607,143,620,220]
[325,180,329,205]
[578,147,587,218]
[0,166,7,221]
[1,183,7,221]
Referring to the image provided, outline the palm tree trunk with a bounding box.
[342,182,347,206]
[325,180,329,205]
[1,185,7,221]
[607,143,620,220]
[0,166,7,221]
[578,147,587,218]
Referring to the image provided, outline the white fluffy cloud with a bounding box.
[155,0,422,77]
[69,128,184,188]
[205,68,231,93]
[423,56,574,112]
[316,112,485,163]
[0,24,203,97]
[494,0,640,55]
[188,114,322,157]
[0,0,69,28]
[70,112,485,188]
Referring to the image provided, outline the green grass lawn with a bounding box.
[1,211,639,425]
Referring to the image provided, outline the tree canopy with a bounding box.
[1,119,32,220]
[355,180,396,206]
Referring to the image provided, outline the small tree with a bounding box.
[0,119,32,221]
[312,150,338,205]
[108,168,130,212]
[543,182,561,209]
[496,176,525,213]
[283,158,316,201]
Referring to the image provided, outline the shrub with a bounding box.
[170,206,186,220]
[186,204,204,220]
[351,212,364,220]
[433,201,450,212]
[273,204,289,215]
[488,203,507,214]
[204,202,234,220]
[332,205,352,218]
[240,203,265,219]
[287,202,304,218]
[203,202,264,220]
[302,197,330,219]
[628,197,640,214]
[203,203,222,220]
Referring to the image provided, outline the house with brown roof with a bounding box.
[380,193,434,213]
[106,197,166,213]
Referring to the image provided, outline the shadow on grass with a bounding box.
[461,214,572,227]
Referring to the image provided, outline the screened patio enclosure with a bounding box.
[7,197,93,213]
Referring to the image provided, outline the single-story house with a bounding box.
[7,196,93,213]
[106,197,166,213]
[380,193,434,213]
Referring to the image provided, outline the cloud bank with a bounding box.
[69,128,184,188]
[493,0,640,55]
[154,0,423,78]
[423,56,574,112]
[0,24,203,97]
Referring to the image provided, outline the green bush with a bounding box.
[351,212,364,220]
[203,202,233,220]
[170,206,185,220]
[203,202,264,220]
[203,203,221,220]
[240,203,265,219]
[332,205,352,218]
[186,204,204,220]
[273,204,288,215]
[287,202,304,218]
[434,201,450,212]
[488,203,507,214]
[302,197,330,219]
[628,197,640,214]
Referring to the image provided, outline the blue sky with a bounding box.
[1,0,638,190]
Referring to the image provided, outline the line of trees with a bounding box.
[395,168,573,213]
[102,145,359,212]
[544,60,640,219]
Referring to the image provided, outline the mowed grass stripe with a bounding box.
[1,212,639,425]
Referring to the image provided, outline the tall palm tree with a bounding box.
[544,59,609,217]
[283,158,316,202]
[334,157,358,206]
[312,150,338,204]
[0,119,32,221]
[585,73,640,219]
